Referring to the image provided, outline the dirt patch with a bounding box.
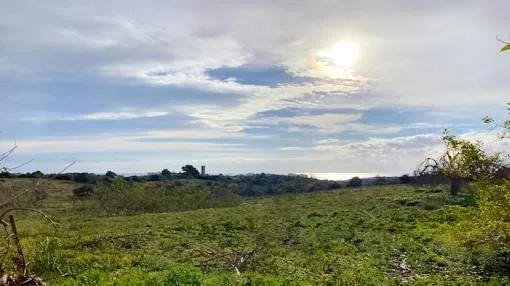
[391,250,414,283]
[0,275,46,286]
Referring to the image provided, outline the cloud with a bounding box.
[18,109,172,122]
[0,131,248,155]
[1,0,509,174]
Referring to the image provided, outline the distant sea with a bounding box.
[303,172,390,181]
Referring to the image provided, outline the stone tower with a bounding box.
[201,165,206,176]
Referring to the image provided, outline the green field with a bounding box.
[1,179,508,285]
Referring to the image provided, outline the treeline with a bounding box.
[0,170,115,184]
[0,165,205,184]
[1,165,445,196]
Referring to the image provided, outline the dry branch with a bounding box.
[0,145,17,164]
[192,242,260,275]
[8,215,25,276]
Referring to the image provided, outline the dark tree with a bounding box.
[374,176,391,185]
[73,173,97,184]
[126,175,143,182]
[0,171,12,178]
[347,176,362,188]
[181,165,200,178]
[161,169,171,178]
[149,174,161,181]
[105,170,117,178]
[399,174,413,184]
[55,174,72,180]
[31,170,44,179]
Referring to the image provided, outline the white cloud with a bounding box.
[18,109,172,122]
[1,0,509,174]
[0,134,244,155]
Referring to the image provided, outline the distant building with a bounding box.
[201,165,206,176]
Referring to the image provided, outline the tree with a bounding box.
[30,170,44,178]
[181,165,200,178]
[105,170,117,178]
[149,174,161,181]
[55,173,72,180]
[399,174,413,184]
[415,130,505,196]
[347,176,362,187]
[73,172,97,184]
[161,169,171,178]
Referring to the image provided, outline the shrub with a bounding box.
[73,185,95,197]
[471,180,510,274]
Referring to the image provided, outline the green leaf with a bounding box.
[501,43,510,52]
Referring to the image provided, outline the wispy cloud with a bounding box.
[18,110,172,122]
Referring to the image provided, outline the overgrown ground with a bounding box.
[1,179,508,285]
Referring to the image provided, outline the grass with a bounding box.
[1,179,508,285]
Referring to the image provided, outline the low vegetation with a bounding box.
[0,178,508,285]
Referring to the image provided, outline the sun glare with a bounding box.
[314,41,360,78]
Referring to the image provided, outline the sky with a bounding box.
[1,1,509,176]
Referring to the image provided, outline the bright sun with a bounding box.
[314,42,360,78]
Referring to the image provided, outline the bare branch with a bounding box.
[414,157,440,176]
[7,159,34,172]
[0,189,33,209]
[8,215,26,276]
[57,160,77,175]
[0,144,17,163]
[0,208,57,227]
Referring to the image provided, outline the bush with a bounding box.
[73,185,95,197]
[471,180,510,274]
